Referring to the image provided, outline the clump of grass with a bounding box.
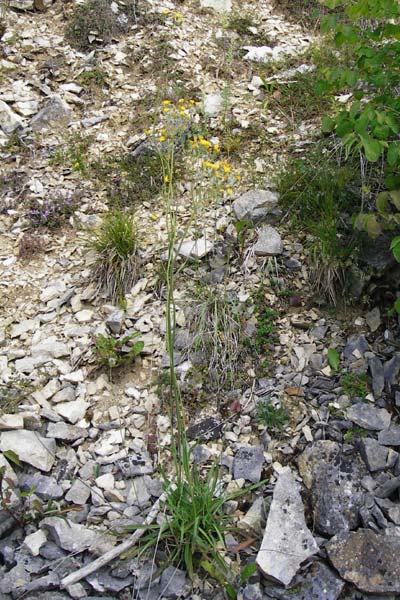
[341,372,368,399]
[127,463,253,594]
[88,211,141,303]
[77,66,108,89]
[49,132,92,175]
[186,284,242,389]
[255,396,288,430]
[65,0,139,50]
[18,233,44,260]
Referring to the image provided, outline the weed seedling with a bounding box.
[255,396,288,430]
[341,373,368,399]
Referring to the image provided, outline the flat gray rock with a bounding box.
[344,334,369,361]
[327,529,400,593]
[233,445,264,483]
[384,353,400,386]
[233,189,279,224]
[19,474,63,500]
[159,566,189,598]
[358,437,388,472]
[47,421,88,441]
[263,561,344,600]
[256,467,318,586]
[41,517,99,553]
[369,356,385,398]
[298,440,366,536]
[378,425,400,446]
[0,430,55,472]
[254,225,283,256]
[346,402,391,431]
[117,445,154,477]
[30,95,71,131]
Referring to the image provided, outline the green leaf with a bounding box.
[240,563,258,585]
[360,136,383,162]
[376,192,389,213]
[3,450,21,467]
[390,236,400,262]
[321,116,335,133]
[327,348,340,371]
[394,298,400,314]
[387,143,399,166]
[389,190,400,210]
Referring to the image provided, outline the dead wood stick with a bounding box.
[60,487,172,589]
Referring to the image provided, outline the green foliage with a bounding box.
[343,425,369,442]
[94,332,143,370]
[49,132,92,175]
[317,0,400,296]
[341,372,368,398]
[77,66,109,89]
[327,347,341,371]
[255,396,288,430]
[88,211,141,303]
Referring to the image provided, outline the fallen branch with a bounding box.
[60,487,172,589]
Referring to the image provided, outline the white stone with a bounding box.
[62,369,85,383]
[0,430,56,472]
[0,414,24,430]
[256,467,318,586]
[31,337,69,358]
[0,100,24,134]
[75,309,94,323]
[200,0,231,12]
[178,235,214,259]
[55,399,89,424]
[95,472,115,491]
[10,319,36,338]
[203,93,224,116]
[254,225,283,256]
[23,530,47,556]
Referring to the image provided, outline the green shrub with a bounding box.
[65,0,139,50]
[88,211,141,303]
[317,0,400,307]
[94,332,143,371]
[255,396,288,430]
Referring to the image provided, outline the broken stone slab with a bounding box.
[0,430,55,472]
[263,561,345,600]
[159,566,189,598]
[233,188,280,224]
[346,402,391,431]
[23,530,47,557]
[117,445,154,477]
[358,437,388,472]
[233,445,264,483]
[0,99,24,133]
[369,356,385,398]
[65,479,91,505]
[106,310,125,334]
[378,424,400,446]
[298,440,366,536]
[54,399,89,424]
[30,95,72,131]
[384,353,400,386]
[19,473,63,500]
[365,307,381,332]
[253,225,283,256]
[0,453,20,508]
[202,93,224,116]
[327,529,400,594]
[47,421,88,441]
[186,416,222,442]
[200,0,232,12]
[177,235,214,259]
[41,517,100,553]
[0,413,24,430]
[256,467,318,587]
[344,334,369,361]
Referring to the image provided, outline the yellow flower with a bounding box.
[173,12,183,21]
[213,143,220,153]
[222,162,231,173]
[159,135,166,142]
[164,175,170,183]
[163,107,170,113]
[151,213,158,221]
[162,100,171,105]
[200,138,212,149]
[162,9,170,14]
[227,188,233,195]
[145,128,151,135]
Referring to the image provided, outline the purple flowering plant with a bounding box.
[25,191,79,229]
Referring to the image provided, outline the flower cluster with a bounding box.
[190,136,240,197]
[25,191,78,229]
[161,8,183,22]
[144,99,198,144]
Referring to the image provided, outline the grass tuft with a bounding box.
[88,211,141,303]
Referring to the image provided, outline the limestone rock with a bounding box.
[327,529,400,594]
[200,0,232,12]
[41,517,100,553]
[0,99,24,133]
[233,188,279,224]
[0,430,55,472]
[346,402,391,431]
[298,440,366,536]
[233,445,264,483]
[263,561,344,600]
[254,225,283,256]
[256,467,318,586]
[30,95,72,131]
